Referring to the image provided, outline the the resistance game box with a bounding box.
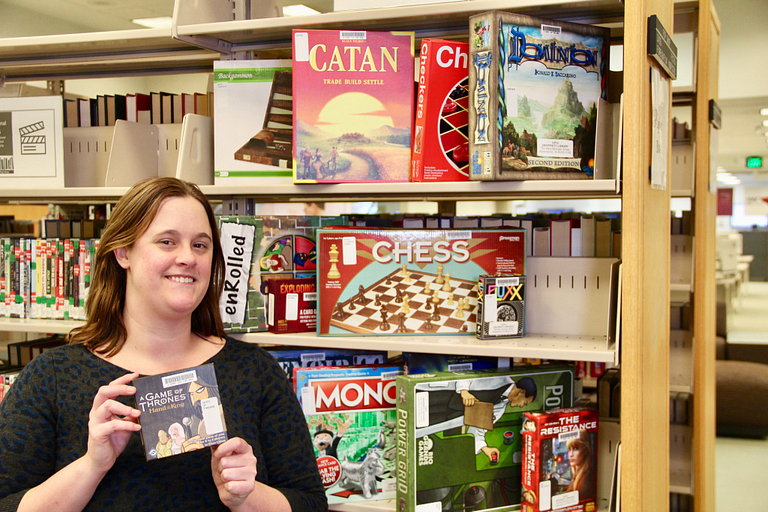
[522,407,599,512]
[396,365,575,512]
[133,363,228,461]
[316,228,526,336]
[294,365,402,505]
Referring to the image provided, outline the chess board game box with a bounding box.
[133,363,228,461]
[396,365,575,512]
[294,365,402,504]
[316,228,526,336]
[411,39,471,182]
[468,12,610,181]
[292,29,415,183]
[521,407,599,512]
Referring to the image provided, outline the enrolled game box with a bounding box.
[522,408,599,512]
[396,365,575,512]
[411,39,470,182]
[316,228,526,336]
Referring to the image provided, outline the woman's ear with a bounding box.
[114,247,130,269]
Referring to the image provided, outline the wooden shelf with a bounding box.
[0,318,84,334]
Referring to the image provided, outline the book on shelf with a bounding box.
[160,92,174,125]
[467,11,610,181]
[292,29,415,183]
[550,218,576,257]
[96,95,108,126]
[194,92,209,117]
[172,93,183,123]
[63,99,79,128]
[411,39,470,182]
[77,98,92,127]
[580,214,596,257]
[6,335,64,367]
[594,217,612,257]
[533,227,550,256]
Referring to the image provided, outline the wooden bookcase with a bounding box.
[0,0,722,510]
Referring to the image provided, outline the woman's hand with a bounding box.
[211,437,258,509]
[84,372,142,476]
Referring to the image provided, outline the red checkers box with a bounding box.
[316,228,526,336]
[412,39,470,181]
[522,408,599,512]
[267,277,317,333]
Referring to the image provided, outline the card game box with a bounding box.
[213,59,293,185]
[292,29,414,183]
[266,277,317,333]
[396,365,575,512]
[411,39,471,182]
[403,352,510,374]
[468,12,610,181]
[133,363,228,461]
[477,274,526,339]
[522,408,599,512]
[217,215,346,332]
[265,346,388,382]
[294,365,402,504]
[316,228,526,336]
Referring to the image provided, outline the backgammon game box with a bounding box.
[522,407,599,512]
[468,12,610,181]
[213,59,293,185]
[411,39,470,182]
[316,228,526,336]
[477,274,526,339]
[396,365,575,512]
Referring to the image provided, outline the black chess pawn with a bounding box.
[395,287,403,303]
[374,294,382,307]
[395,313,408,334]
[348,300,356,311]
[431,308,440,322]
[333,303,346,320]
[380,307,390,331]
[425,300,432,311]
[461,325,468,332]
[356,285,367,304]
[424,317,434,330]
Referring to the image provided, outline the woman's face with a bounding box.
[568,444,585,468]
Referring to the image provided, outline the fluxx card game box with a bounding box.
[292,29,414,183]
[267,277,317,333]
[411,39,471,182]
[316,228,526,336]
[217,215,346,332]
[294,365,402,504]
[468,12,610,181]
[133,363,228,461]
[522,408,599,512]
[396,366,575,512]
[477,274,526,339]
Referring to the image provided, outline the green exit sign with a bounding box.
[747,156,763,168]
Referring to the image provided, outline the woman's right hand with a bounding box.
[84,372,142,475]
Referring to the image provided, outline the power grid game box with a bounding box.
[477,274,526,339]
[133,363,228,461]
[396,365,575,512]
[521,407,599,512]
[294,365,402,504]
[316,228,526,336]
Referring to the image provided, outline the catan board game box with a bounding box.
[294,365,402,504]
[133,363,228,461]
[292,29,415,183]
[396,365,575,512]
[521,407,599,512]
[217,215,346,332]
[411,39,471,182]
[468,12,610,181]
[477,274,526,339]
[316,228,526,336]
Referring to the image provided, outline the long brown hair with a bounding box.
[566,429,594,493]
[67,177,225,355]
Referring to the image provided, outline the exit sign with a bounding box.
[747,156,763,168]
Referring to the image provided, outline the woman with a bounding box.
[0,177,327,511]
[565,429,596,500]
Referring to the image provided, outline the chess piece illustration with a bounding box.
[327,244,341,279]
[442,273,452,292]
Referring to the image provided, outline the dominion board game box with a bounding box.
[213,60,294,185]
[477,274,526,339]
[292,29,415,183]
[521,408,599,512]
[396,365,575,512]
[316,228,526,336]
[468,12,610,181]
[217,215,346,332]
[294,365,402,504]
[403,352,510,374]
[266,277,317,334]
[266,346,388,382]
[411,39,471,182]
[133,363,228,461]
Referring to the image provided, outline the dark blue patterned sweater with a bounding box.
[0,338,327,511]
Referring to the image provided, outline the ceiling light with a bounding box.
[283,5,321,16]
[762,108,768,116]
[132,17,173,28]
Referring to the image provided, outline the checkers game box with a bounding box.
[316,228,526,336]
[396,366,575,512]
[521,408,599,512]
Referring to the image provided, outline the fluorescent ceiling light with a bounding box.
[761,108,768,116]
[283,5,321,16]
[132,17,173,28]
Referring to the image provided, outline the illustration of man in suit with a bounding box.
[313,416,353,460]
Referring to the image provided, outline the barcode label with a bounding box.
[447,230,472,240]
[341,31,366,40]
[497,277,520,286]
[381,371,399,380]
[304,292,317,301]
[558,429,580,442]
[541,24,561,36]
[447,363,473,372]
[161,369,198,388]
[0,157,13,173]
[301,352,326,363]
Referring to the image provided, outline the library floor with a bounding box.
[716,281,768,512]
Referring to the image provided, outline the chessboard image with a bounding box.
[439,78,469,175]
[330,265,478,335]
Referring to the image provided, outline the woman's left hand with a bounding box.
[211,437,258,509]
